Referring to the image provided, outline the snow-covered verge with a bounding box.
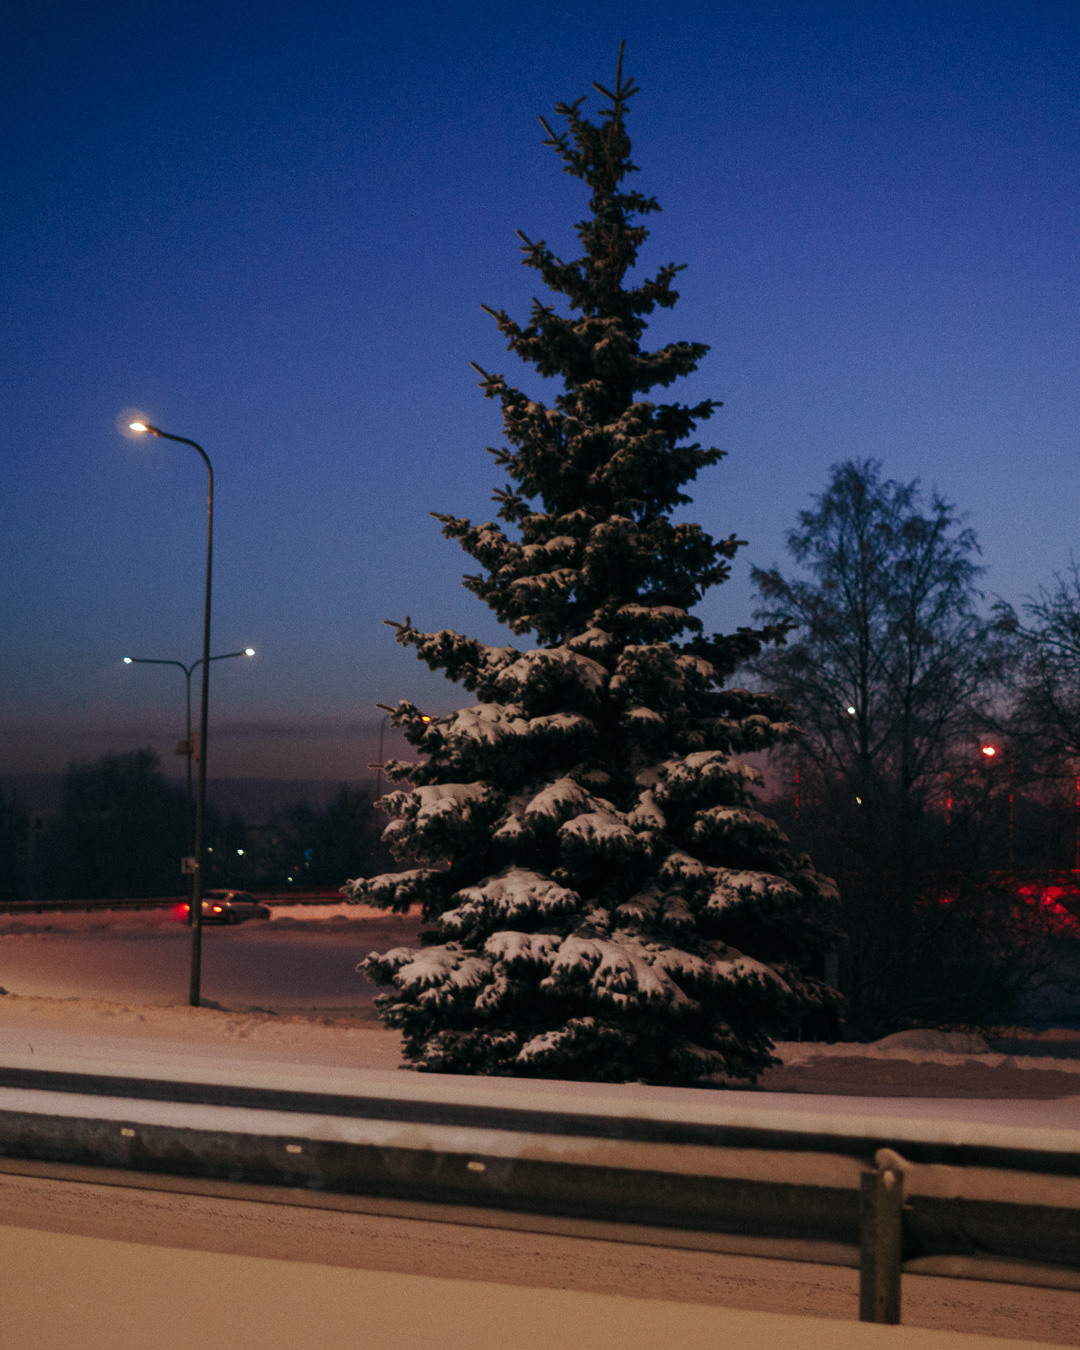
[0,989,1077,1111]
[778,1029,1080,1075]
[1,908,1077,1099]
[755,1029,1080,1103]
[0,994,404,1078]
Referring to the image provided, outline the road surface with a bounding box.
[0,1165,1078,1345]
[0,904,417,1010]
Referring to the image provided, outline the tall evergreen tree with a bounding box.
[345,49,839,1083]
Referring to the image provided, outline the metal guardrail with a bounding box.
[0,1063,1078,1324]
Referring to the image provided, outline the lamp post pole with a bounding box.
[375,712,390,797]
[127,421,215,1006]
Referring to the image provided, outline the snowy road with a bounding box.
[1,1167,1078,1347]
[0,904,420,1010]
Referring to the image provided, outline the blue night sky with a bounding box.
[2,1,1078,782]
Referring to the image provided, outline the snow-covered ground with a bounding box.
[3,1215,1073,1350]
[1,902,1079,1123]
[1,995,1079,1347]
[2,905,1080,1346]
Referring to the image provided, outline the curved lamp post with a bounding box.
[127,420,217,1006]
[123,649,255,855]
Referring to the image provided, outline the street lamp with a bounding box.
[980,744,1015,871]
[122,649,255,855]
[125,419,218,1006]
[373,710,428,796]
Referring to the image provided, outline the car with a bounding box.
[173,891,272,925]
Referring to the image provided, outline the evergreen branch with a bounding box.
[537,114,571,156]
[383,617,414,645]
[592,41,639,108]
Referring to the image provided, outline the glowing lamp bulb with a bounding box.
[420,715,432,723]
[846,706,856,716]
[129,422,148,433]
[981,745,997,758]
[244,647,255,656]
[123,657,132,664]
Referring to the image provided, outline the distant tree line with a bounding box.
[2,750,387,902]
[748,458,1080,1035]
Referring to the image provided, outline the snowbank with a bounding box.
[778,1033,1080,1075]
[0,990,1078,1117]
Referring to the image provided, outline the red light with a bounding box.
[981,745,997,757]
[212,906,223,913]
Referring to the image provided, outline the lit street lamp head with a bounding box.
[245,647,255,656]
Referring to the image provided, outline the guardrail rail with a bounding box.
[0,1062,1077,1325]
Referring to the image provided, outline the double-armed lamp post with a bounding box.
[127,420,217,1006]
[123,649,254,855]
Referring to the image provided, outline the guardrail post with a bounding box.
[859,1148,906,1323]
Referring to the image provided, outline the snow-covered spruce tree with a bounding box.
[345,51,839,1084]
